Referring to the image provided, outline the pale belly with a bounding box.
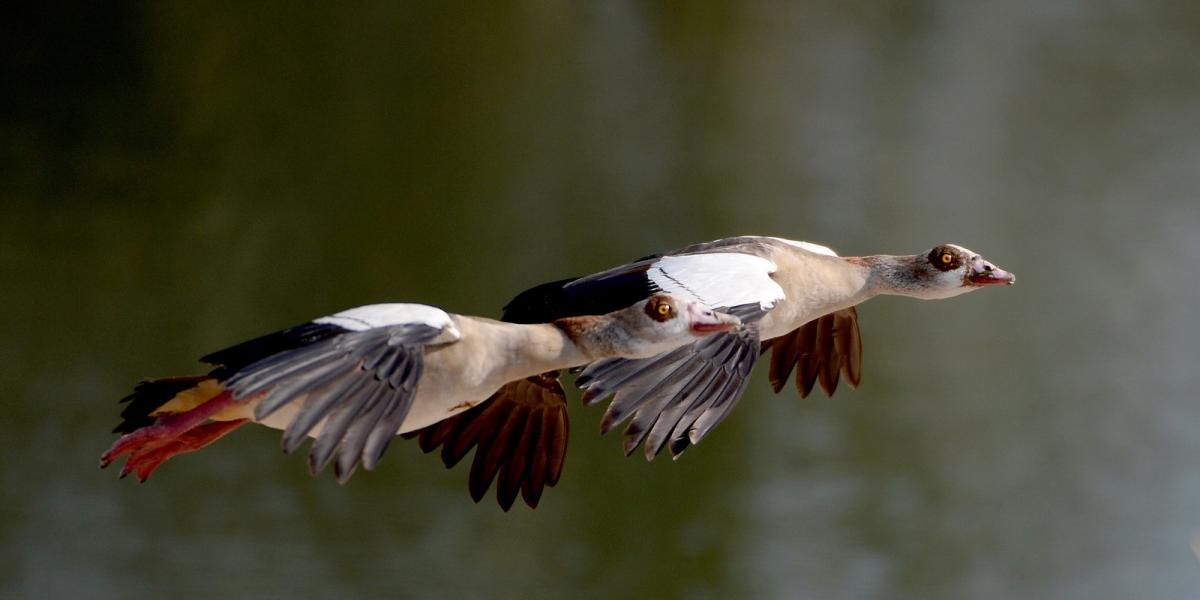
[757,299,820,341]
[758,310,803,341]
[753,274,868,340]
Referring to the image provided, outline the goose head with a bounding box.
[892,244,1016,300]
[608,294,742,359]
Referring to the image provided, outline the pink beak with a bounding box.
[967,255,1016,286]
[687,302,741,334]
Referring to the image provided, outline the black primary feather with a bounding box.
[201,321,349,375]
[501,269,657,324]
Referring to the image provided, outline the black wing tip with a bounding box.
[334,465,356,484]
[199,321,348,369]
[520,487,544,509]
[669,435,691,459]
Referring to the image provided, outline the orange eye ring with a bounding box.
[657,303,673,317]
[940,253,953,265]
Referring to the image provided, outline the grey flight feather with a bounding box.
[305,374,379,474]
[576,304,764,460]
[333,381,395,483]
[222,322,444,479]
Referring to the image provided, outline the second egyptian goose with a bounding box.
[413,237,1015,507]
[101,293,740,508]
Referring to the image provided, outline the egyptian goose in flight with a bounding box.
[101,294,740,508]
[412,237,1015,508]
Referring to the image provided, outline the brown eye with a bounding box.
[941,253,953,265]
[644,296,676,321]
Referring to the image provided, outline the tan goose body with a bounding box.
[654,237,992,342]
[754,244,874,340]
[567,238,1014,442]
[102,294,739,490]
[246,316,594,436]
[395,316,579,433]
[426,236,1016,509]
[101,235,1014,512]
[250,306,733,436]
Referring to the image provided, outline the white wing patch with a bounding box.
[315,303,461,340]
[649,253,784,310]
[767,237,839,257]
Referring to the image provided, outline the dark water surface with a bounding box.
[4,3,1200,598]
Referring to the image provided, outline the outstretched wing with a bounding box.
[216,303,459,482]
[502,238,786,323]
[576,303,765,459]
[403,372,569,511]
[762,307,863,398]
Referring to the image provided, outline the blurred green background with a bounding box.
[4,2,1200,599]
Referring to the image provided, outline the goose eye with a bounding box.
[940,253,954,265]
[644,297,675,321]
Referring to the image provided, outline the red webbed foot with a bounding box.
[112,419,249,481]
[101,390,247,480]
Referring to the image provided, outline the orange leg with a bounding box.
[101,390,248,480]
[118,419,248,481]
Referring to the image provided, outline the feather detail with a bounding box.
[761,307,863,399]
[402,373,569,510]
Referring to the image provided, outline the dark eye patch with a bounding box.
[928,245,962,272]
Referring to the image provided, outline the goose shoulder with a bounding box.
[314,303,461,341]
[639,252,784,311]
[501,238,788,324]
[663,236,863,326]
